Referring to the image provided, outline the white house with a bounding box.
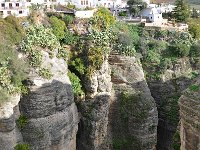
[0,0,69,18]
[140,8,162,22]
[0,0,126,18]
[71,0,126,9]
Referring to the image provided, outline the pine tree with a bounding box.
[174,0,190,22]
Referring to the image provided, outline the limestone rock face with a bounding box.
[0,104,23,150]
[179,79,200,150]
[147,58,194,150]
[109,55,158,150]
[77,60,112,150]
[0,51,79,150]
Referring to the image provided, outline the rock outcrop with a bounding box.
[109,54,158,150]
[147,58,195,150]
[0,51,79,150]
[77,60,112,150]
[179,79,200,150]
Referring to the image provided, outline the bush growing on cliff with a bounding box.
[0,18,24,44]
[68,71,84,97]
[20,25,59,67]
[0,17,28,104]
[16,115,28,129]
[169,43,191,57]
[89,7,115,30]
[61,31,79,45]
[63,15,74,25]
[50,16,66,40]
[190,42,200,57]
[14,143,30,150]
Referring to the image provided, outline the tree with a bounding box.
[187,18,200,39]
[127,0,147,16]
[174,0,190,22]
[191,8,199,18]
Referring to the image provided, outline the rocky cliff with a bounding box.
[109,54,158,150]
[147,58,195,150]
[0,50,79,150]
[77,59,112,150]
[179,78,200,150]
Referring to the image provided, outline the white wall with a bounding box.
[0,1,29,18]
[75,10,94,18]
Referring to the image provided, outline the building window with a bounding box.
[9,3,12,8]
[16,3,19,7]
[1,3,5,7]
[7,11,11,14]
[151,17,152,19]
[19,10,22,14]
[27,0,31,2]
[86,0,88,5]
[0,11,3,15]
[104,3,106,6]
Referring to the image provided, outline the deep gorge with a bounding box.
[1,7,200,150]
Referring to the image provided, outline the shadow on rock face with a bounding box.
[0,80,80,150]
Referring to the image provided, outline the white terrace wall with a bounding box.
[75,10,95,18]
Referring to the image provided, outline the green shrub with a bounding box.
[0,17,28,105]
[169,43,190,57]
[187,18,200,39]
[118,11,127,17]
[16,115,28,129]
[14,143,30,150]
[63,15,74,25]
[146,50,161,64]
[49,16,66,40]
[68,71,84,97]
[90,7,115,30]
[70,58,85,75]
[0,18,23,44]
[160,58,172,71]
[86,46,104,76]
[20,25,59,67]
[5,15,24,35]
[57,47,68,60]
[190,42,200,57]
[39,68,53,79]
[62,31,79,45]
[189,84,200,91]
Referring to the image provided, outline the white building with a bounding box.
[0,0,126,18]
[139,7,167,26]
[71,0,126,9]
[0,0,69,18]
